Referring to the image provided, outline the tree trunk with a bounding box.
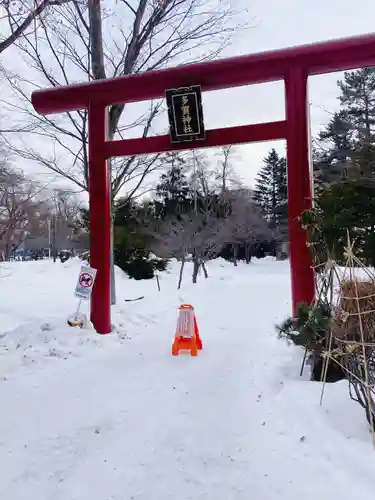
[52,214,57,263]
[192,257,200,284]
[232,243,238,266]
[202,261,208,278]
[178,257,185,289]
[245,244,252,264]
[4,243,9,262]
[88,0,106,80]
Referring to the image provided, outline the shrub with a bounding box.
[122,257,155,280]
[277,302,345,382]
[115,245,169,280]
[152,258,169,272]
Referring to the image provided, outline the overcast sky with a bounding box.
[2,0,375,192]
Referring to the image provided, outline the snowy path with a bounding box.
[1,259,375,499]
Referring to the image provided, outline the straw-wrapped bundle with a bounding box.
[333,279,375,343]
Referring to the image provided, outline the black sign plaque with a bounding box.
[165,85,205,144]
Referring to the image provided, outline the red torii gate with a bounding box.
[32,32,375,334]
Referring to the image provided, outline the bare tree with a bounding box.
[0,0,73,54]
[183,151,232,280]
[2,0,247,201]
[189,207,230,281]
[20,201,51,256]
[214,146,241,194]
[148,215,191,289]
[0,163,46,260]
[226,189,272,266]
[146,206,229,288]
[47,188,84,257]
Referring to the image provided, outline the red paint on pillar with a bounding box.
[88,102,112,334]
[285,69,315,315]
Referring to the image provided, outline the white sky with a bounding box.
[2,0,375,192]
[216,0,375,186]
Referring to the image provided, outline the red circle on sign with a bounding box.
[79,273,93,288]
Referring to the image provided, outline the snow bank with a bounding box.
[0,257,374,500]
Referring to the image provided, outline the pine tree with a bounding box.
[253,149,288,231]
[316,68,375,183]
[314,111,354,186]
[274,155,288,229]
[339,67,375,137]
[156,164,192,216]
[339,67,375,177]
[113,198,168,279]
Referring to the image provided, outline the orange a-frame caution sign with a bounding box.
[172,304,202,356]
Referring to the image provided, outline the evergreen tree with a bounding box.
[253,149,288,231]
[274,155,288,230]
[155,164,192,216]
[314,111,354,186]
[339,67,375,177]
[316,67,375,183]
[303,182,375,266]
[113,199,168,280]
[319,111,353,161]
[339,67,375,138]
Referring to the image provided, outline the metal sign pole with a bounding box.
[74,299,82,321]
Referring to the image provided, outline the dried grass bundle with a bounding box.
[333,279,375,342]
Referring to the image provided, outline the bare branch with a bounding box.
[0,0,73,54]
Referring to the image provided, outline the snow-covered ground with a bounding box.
[0,257,374,499]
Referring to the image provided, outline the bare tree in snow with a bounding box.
[51,188,83,250]
[0,0,73,54]
[147,215,192,289]
[189,207,231,282]
[183,153,232,280]
[0,163,46,260]
[29,188,85,258]
[226,189,272,266]
[143,199,230,288]
[214,146,242,194]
